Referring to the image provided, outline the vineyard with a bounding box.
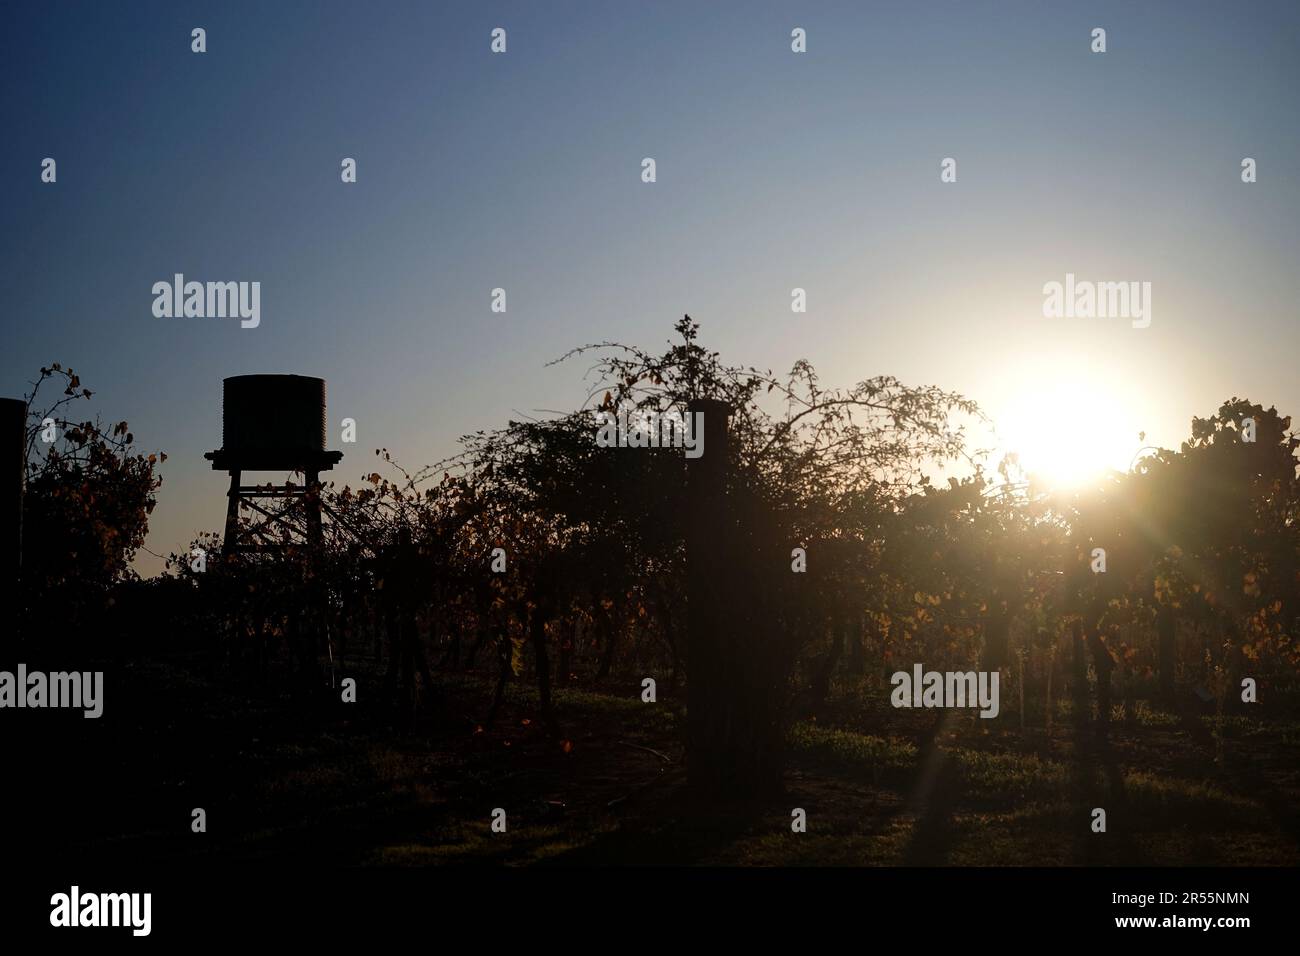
[13,318,1300,866]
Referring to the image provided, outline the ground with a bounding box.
[45,655,1300,868]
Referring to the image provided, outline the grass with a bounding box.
[52,658,1300,867]
[1123,770,1259,823]
[948,747,1066,799]
[787,721,918,783]
[373,822,603,865]
[1121,700,1182,728]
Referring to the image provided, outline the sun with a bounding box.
[994,368,1140,491]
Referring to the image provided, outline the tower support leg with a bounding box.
[222,469,242,556]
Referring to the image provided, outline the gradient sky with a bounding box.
[3,0,1298,575]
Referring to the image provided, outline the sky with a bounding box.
[2,1,1298,575]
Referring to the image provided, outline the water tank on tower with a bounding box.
[205,374,343,554]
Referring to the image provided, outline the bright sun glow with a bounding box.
[995,369,1141,491]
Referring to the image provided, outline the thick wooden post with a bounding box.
[685,398,733,798]
[1071,618,1089,732]
[1156,602,1176,704]
[1,398,25,644]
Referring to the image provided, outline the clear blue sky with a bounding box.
[3,1,1297,574]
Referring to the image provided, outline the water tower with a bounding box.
[205,375,343,555]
